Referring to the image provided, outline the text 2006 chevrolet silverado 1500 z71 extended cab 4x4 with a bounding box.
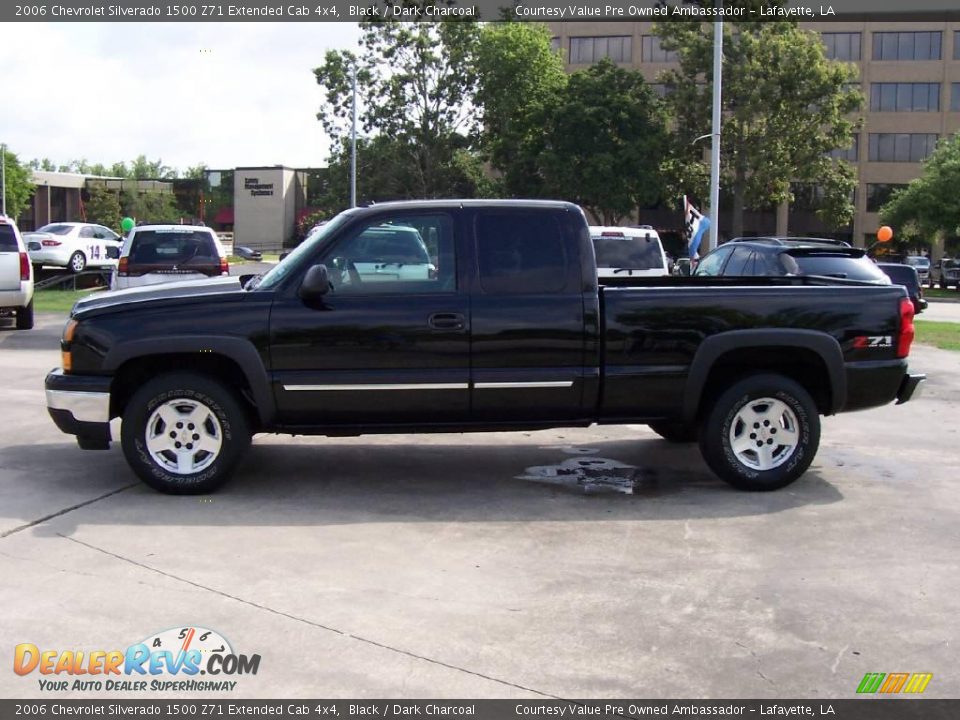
[45,200,924,494]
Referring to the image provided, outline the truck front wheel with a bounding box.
[699,374,820,491]
[121,373,251,494]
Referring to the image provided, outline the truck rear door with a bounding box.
[467,208,589,422]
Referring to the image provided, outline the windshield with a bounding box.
[592,236,664,270]
[256,210,357,290]
[36,224,73,235]
[905,257,930,268]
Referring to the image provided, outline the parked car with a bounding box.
[234,246,263,262]
[876,263,927,315]
[24,222,122,273]
[111,224,228,290]
[672,257,692,276]
[930,258,960,290]
[47,200,922,495]
[590,226,669,278]
[0,216,34,330]
[694,237,891,284]
[903,256,931,286]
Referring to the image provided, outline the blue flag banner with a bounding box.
[684,196,710,259]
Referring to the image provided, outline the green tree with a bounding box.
[656,4,862,235]
[475,22,567,196]
[536,60,668,225]
[120,190,181,224]
[881,133,960,246]
[314,13,481,198]
[84,185,122,230]
[2,147,35,219]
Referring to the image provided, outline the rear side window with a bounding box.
[0,225,19,252]
[476,212,567,294]
[693,245,734,276]
[129,230,218,265]
[592,235,664,270]
[790,254,889,282]
[36,224,73,235]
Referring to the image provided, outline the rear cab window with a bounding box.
[592,231,665,272]
[475,212,568,294]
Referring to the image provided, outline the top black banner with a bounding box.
[5,1,960,23]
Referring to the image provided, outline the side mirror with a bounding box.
[299,263,331,299]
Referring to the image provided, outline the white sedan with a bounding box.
[24,222,122,273]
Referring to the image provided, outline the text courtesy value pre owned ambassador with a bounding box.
[45,200,924,494]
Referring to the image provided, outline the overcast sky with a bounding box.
[2,23,361,173]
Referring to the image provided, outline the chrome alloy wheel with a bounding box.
[728,397,800,471]
[144,398,223,475]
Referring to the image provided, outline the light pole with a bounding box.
[1,143,6,216]
[350,63,357,209]
[707,18,723,252]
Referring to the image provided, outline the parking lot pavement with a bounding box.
[1,313,958,699]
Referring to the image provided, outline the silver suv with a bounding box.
[0,216,35,330]
[931,258,960,290]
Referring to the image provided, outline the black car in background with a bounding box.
[694,237,891,284]
[876,263,927,315]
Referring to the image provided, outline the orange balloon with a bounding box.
[877,226,893,243]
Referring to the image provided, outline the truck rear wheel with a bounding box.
[699,373,819,491]
[16,299,34,330]
[648,421,698,443]
[121,372,250,494]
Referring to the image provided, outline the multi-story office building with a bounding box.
[549,20,960,250]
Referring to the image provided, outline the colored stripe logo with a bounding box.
[857,672,933,694]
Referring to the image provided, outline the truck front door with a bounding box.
[269,211,470,427]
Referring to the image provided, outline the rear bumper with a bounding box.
[843,360,924,412]
[896,373,925,405]
[0,283,33,309]
[45,369,112,449]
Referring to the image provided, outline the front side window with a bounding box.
[324,214,453,295]
[476,212,567,294]
[694,246,734,276]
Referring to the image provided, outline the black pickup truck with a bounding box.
[45,200,924,494]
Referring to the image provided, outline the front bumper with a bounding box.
[896,373,925,405]
[45,369,112,449]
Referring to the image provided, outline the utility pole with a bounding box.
[350,63,357,209]
[707,18,723,252]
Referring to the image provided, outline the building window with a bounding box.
[868,134,938,162]
[955,31,960,60]
[870,83,941,111]
[822,32,861,61]
[649,83,673,99]
[872,31,941,60]
[829,134,859,162]
[569,36,632,64]
[641,35,677,63]
[866,184,907,212]
[952,83,960,112]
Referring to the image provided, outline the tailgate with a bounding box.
[0,251,22,291]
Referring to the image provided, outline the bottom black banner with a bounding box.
[0,700,956,720]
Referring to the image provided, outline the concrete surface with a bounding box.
[0,313,957,700]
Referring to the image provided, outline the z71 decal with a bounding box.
[853,335,893,349]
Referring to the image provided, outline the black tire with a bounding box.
[121,372,251,494]
[699,373,820,491]
[648,421,698,443]
[16,298,34,330]
[68,251,86,274]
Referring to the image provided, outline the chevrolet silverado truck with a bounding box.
[45,200,924,494]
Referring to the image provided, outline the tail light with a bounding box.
[219,257,229,275]
[19,252,30,281]
[41,239,62,247]
[896,296,915,359]
[117,257,129,276]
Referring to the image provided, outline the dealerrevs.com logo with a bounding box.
[14,626,260,692]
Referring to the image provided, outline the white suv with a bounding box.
[0,216,35,330]
[590,226,670,278]
[112,224,228,290]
